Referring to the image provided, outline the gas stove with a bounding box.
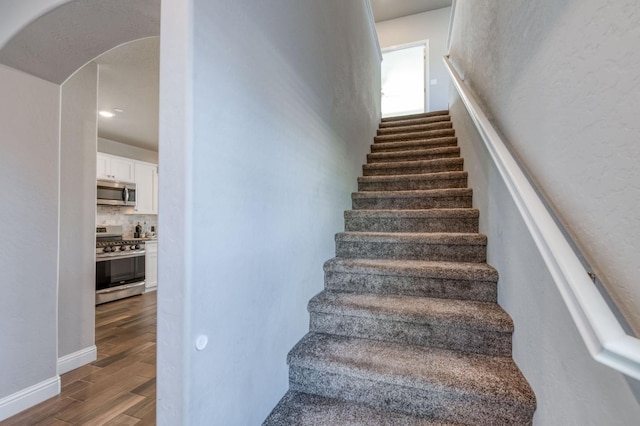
[96,226,145,258]
[96,225,147,304]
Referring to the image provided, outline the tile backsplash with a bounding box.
[97,206,158,238]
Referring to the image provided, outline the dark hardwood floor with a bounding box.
[1,292,157,425]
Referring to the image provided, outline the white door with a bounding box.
[381,44,426,118]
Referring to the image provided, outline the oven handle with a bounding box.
[96,281,146,294]
[96,251,146,262]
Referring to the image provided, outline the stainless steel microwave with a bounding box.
[97,179,137,206]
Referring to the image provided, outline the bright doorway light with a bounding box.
[381,44,426,118]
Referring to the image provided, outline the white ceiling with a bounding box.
[370,0,452,22]
[94,37,160,151]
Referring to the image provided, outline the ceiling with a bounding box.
[94,37,160,151]
[370,0,452,22]
[0,0,160,151]
[0,0,160,84]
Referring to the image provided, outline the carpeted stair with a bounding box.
[264,110,536,425]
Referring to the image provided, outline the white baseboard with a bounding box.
[145,285,157,293]
[57,345,97,375]
[0,376,60,421]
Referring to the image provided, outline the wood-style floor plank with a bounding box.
[0,293,156,425]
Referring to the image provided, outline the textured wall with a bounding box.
[450,90,640,426]
[157,0,381,424]
[449,0,640,333]
[58,62,97,359]
[376,7,451,112]
[0,65,59,398]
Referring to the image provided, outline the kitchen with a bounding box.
[93,37,160,305]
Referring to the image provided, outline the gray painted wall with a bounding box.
[158,0,380,424]
[0,64,59,397]
[58,62,97,359]
[450,91,640,426]
[376,7,451,112]
[449,0,640,333]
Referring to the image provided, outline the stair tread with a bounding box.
[264,391,461,426]
[288,333,535,407]
[309,291,512,332]
[345,208,479,219]
[372,136,457,147]
[368,147,460,160]
[353,188,472,199]
[382,110,449,122]
[336,232,487,245]
[324,258,498,281]
[364,158,463,170]
[375,129,455,143]
[378,122,452,135]
[358,171,467,183]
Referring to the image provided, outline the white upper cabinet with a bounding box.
[97,152,135,182]
[134,161,158,215]
[97,152,158,215]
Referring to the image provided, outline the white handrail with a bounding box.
[444,56,640,381]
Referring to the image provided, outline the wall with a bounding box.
[449,90,640,426]
[58,62,97,363]
[158,0,381,424]
[448,0,640,333]
[97,205,158,237]
[98,137,158,163]
[376,7,451,111]
[0,64,60,416]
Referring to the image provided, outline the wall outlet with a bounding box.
[430,79,438,85]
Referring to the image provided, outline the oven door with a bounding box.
[96,252,146,291]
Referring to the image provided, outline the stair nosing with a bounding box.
[308,291,513,333]
[323,258,498,281]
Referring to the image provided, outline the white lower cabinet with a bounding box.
[145,241,158,291]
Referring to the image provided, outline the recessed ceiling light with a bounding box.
[99,110,115,118]
[114,108,124,113]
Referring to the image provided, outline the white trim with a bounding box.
[444,56,640,381]
[57,345,97,375]
[364,0,383,62]
[0,376,60,421]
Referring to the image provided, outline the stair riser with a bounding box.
[289,367,534,425]
[379,115,451,128]
[309,312,512,356]
[344,216,478,233]
[324,272,497,302]
[335,241,486,263]
[363,161,463,176]
[374,129,455,143]
[358,177,468,191]
[371,138,458,153]
[377,122,452,136]
[367,150,460,164]
[352,196,472,210]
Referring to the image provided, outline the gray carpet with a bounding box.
[264,111,536,425]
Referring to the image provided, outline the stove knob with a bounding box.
[121,245,129,251]
[135,244,141,250]
[103,247,112,253]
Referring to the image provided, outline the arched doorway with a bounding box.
[0,0,161,420]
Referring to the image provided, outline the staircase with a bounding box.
[264,111,536,425]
